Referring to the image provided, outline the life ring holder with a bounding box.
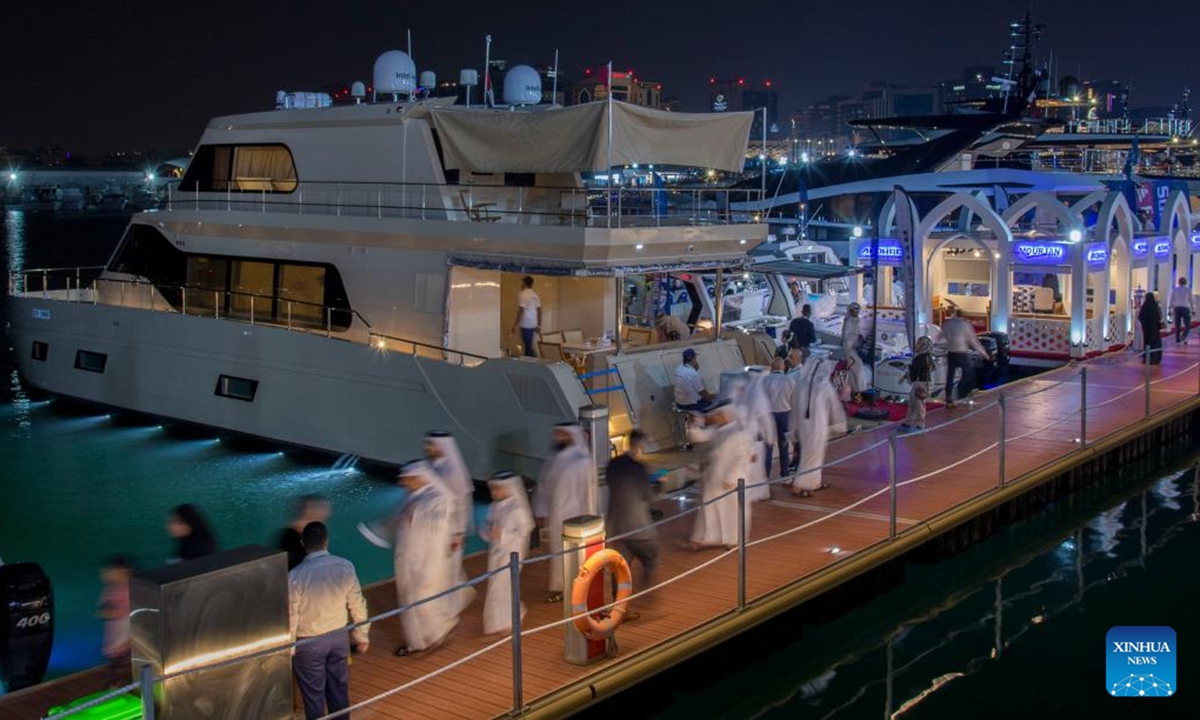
[569,548,633,641]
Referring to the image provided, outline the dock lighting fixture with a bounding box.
[828,546,843,555]
[801,152,810,163]
[1068,229,1083,243]
[7,172,15,182]
[852,226,863,238]
[739,239,747,245]
[847,148,857,157]
[635,243,645,250]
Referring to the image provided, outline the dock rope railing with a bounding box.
[41,344,1200,719]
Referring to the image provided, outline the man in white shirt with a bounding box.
[1169,277,1193,345]
[762,357,794,476]
[289,522,370,720]
[511,276,542,357]
[940,308,991,408]
[672,348,713,412]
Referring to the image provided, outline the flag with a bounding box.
[893,185,917,350]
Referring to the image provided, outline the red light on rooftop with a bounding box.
[656,84,662,90]
[710,76,716,84]
[585,67,593,75]
[765,80,772,88]
[737,78,745,85]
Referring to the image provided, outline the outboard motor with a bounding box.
[0,562,54,691]
[975,336,999,388]
[980,331,1011,381]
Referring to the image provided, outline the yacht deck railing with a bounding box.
[9,267,488,367]
[165,181,766,229]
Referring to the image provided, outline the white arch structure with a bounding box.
[913,193,1012,332]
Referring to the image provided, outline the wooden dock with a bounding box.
[4,342,1198,719]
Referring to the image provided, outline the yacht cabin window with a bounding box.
[108,225,351,330]
[179,143,298,193]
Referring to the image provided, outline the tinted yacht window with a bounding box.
[179,144,298,193]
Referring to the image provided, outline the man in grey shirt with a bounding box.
[940,309,991,408]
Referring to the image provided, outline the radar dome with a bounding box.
[419,71,436,90]
[503,65,542,105]
[373,51,416,98]
[459,69,479,87]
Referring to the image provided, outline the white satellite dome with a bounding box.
[419,71,436,89]
[503,65,542,105]
[459,68,479,87]
[373,50,416,98]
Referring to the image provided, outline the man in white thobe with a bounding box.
[738,368,774,501]
[533,423,593,603]
[481,472,535,634]
[393,461,458,656]
[840,303,866,396]
[790,357,848,496]
[424,431,477,615]
[684,402,754,550]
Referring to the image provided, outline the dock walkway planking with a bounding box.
[2,343,1197,719]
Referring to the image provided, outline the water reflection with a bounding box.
[5,208,26,284]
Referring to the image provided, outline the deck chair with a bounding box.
[538,340,565,361]
[459,189,500,223]
[540,330,565,345]
[562,328,584,343]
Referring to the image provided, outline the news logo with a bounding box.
[1107,626,1176,697]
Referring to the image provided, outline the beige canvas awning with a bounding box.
[429,101,753,174]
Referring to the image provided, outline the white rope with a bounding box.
[520,547,739,637]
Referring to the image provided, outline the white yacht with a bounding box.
[7,55,767,478]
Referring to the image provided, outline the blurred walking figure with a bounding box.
[1138,292,1164,365]
[166,504,217,563]
[288,522,369,720]
[480,472,535,634]
[840,303,866,396]
[425,431,477,613]
[279,495,330,570]
[790,357,847,497]
[900,337,935,431]
[682,402,754,550]
[97,555,133,688]
[940,308,991,407]
[605,430,659,608]
[1169,278,1193,344]
[393,461,458,656]
[534,423,592,603]
[763,357,794,478]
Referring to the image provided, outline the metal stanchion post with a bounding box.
[326,307,333,338]
[888,434,898,539]
[998,393,1007,488]
[140,664,156,720]
[508,551,523,715]
[1144,348,1152,418]
[736,478,746,611]
[1079,367,1087,448]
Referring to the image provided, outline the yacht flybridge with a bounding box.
[8,58,766,477]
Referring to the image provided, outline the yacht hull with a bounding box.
[9,297,587,477]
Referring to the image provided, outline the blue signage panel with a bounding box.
[1153,239,1171,258]
[1131,239,1148,258]
[856,238,904,265]
[1190,232,1200,251]
[1012,240,1068,265]
[1085,242,1107,267]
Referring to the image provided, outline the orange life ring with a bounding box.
[570,548,633,640]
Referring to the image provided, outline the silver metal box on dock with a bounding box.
[130,545,291,719]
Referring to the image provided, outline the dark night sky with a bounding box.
[4,0,1197,157]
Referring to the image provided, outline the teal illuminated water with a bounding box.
[0,210,482,691]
